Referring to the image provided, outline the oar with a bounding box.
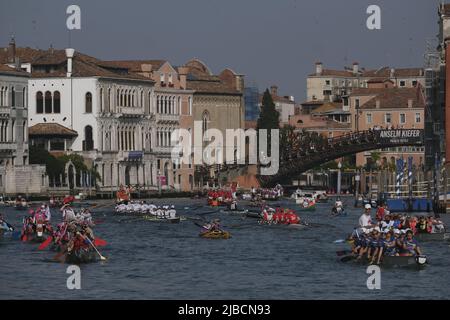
[38,236,53,250]
[81,234,107,261]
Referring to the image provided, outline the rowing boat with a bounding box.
[340,253,428,268]
[245,211,263,219]
[141,215,185,223]
[415,232,450,242]
[220,209,249,215]
[199,230,231,239]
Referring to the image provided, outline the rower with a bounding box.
[403,230,422,256]
[169,205,177,219]
[0,214,14,231]
[358,204,375,233]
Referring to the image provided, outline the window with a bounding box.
[366,113,372,124]
[160,73,165,83]
[36,91,43,113]
[85,92,92,113]
[412,80,418,87]
[385,113,392,124]
[11,87,15,107]
[53,91,61,113]
[22,88,26,108]
[415,112,421,123]
[325,80,330,85]
[355,98,360,109]
[44,91,52,113]
[399,113,406,124]
[99,88,103,112]
[83,125,93,151]
[202,111,209,133]
[399,80,406,87]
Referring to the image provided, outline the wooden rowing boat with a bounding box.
[199,230,231,239]
[340,254,428,268]
[141,215,185,223]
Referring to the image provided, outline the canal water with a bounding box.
[1,197,450,299]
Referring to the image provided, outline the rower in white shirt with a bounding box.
[358,204,375,232]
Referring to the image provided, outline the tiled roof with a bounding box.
[29,123,78,137]
[0,46,42,63]
[0,46,153,82]
[309,69,354,77]
[0,64,29,76]
[99,60,166,72]
[351,87,425,109]
[301,100,325,106]
[311,102,343,114]
[308,66,424,78]
[186,80,240,94]
[183,59,241,95]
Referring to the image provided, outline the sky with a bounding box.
[0,0,443,101]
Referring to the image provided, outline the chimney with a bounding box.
[7,36,16,64]
[65,48,75,77]
[177,66,189,89]
[390,68,395,78]
[315,62,323,75]
[235,74,244,92]
[270,85,278,97]
[352,62,359,75]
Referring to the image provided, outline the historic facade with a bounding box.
[99,60,195,191]
[18,47,158,193]
[0,61,46,195]
[184,59,245,186]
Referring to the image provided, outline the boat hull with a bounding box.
[199,230,231,239]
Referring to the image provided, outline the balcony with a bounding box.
[118,106,144,117]
[0,142,17,152]
[155,113,179,124]
[154,146,174,154]
[0,107,11,118]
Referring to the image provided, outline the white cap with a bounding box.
[394,229,401,234]
[364,204,372,209]
[374,227,381,232]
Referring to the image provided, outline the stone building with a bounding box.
[306,61,425,105]
[349,85,426,167]
[100,59,195,191]
[2,45,159,194]
[0,61,46,196]
[183,59,245,186]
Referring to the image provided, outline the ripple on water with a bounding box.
[1,199,450,299]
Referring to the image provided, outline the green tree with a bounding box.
[257,89,280,131]
[257,89,279,156]
[29,145,65,177]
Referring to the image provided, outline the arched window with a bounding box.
[108,88,112,112]
[36,91,43,114]
[53,91,61,113]
[202,111,209,133]
[85,92,92,113]
[22,88,27,108]
[44,91,52,113]
[99,88,103,112]
[11,87,15,107]
[83,125,94,151]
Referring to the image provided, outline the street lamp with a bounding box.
[337,161,342,195]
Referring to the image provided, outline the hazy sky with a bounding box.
[0,0,443,101]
